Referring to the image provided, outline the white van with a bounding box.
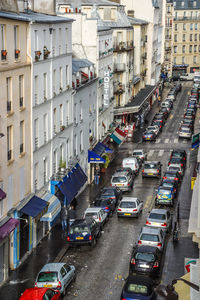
[194,72,200,83]
[122,157,139,174]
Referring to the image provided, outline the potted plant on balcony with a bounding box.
[43,46,50,59]
[35,50,41,61]
[59,159,66,171]
[60,125,65,131]
[1,49,7,60]
[15,49,20,59]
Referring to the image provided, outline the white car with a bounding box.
[178,125,192,139]
[132,149,147,161]
[84,207,108,229]
[117,197,143,218]
[146,125,160,136]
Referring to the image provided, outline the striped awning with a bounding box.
[110,128,127,145]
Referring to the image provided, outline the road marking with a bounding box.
[174,138,179,143]
[144,195,153,209]
[169,114,173,119]
[164,138,169,143]
[158,149,164,157]
[147,149,154,157]
[155,138,160,143]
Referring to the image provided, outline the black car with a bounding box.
[170,149,187,163]
[67,219,101,247]
[168,156,186,169]
[143,130,157,142]
[93,198,115,216]
[162,170,181,184]
[99,186,122,205]
[121,275,157,300]
[151,119,163,130]
[153,113,165,124]
[129,245,162,278]
[159,107,169,119]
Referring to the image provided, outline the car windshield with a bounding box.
[69,226,89,235]
[135,252,155,262]
[165,173,176,178]
[133,151,142,156]
[95,199,110,207]
[144,163,157,169]
[101,189,115,196]
[162,182,173,188]
[112,176,127,183]
[181,128,190,133]
[141,234,159,242]
[127,283,148,295]
[120,201,136,208]
[149,213,166,220]
[148,126,156,130]
[169,167,180,172]
[85,213,98,219]
[37,272,58,282]
[158,189,171,194]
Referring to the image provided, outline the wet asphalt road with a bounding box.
[0,82,199,299]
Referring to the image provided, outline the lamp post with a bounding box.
[155,278,199,299]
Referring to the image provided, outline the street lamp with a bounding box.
[155,278,199,299]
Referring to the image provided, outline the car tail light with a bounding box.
[105,206,109,210]
[138,240,142,245]
[89,235,92,240]
[99,217,101,222]
[57,281,62,289]
[163,176,167,179]
[168,162,171,166]
[131,258,136,264]
[128,183,130,186]
[122,299,128,300]
[34,282,37,287]
[157,169,159,173]
[118,208,122,211]
[146,221,151,225]
[181,163,183,167]
[133,209,137,212]
[67,236,70,241]
[160,125,162,128]
[153,261,159,268]
[110,184,112,186]
[184,157,186,160]
[157,243,162,247]
[175,177,178,181]
[161,223,167,227]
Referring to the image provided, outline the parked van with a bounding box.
[122,157,139,174]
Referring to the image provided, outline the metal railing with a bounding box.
[20,143,24,153]
[7,149,12,160]
[19,97,23,107]
[7,101,11,112]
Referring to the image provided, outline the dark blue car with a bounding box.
[143,131,156,142]
[93,198,115,216]
[121,275,157,299]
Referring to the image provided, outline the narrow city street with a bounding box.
[0,82,199,299]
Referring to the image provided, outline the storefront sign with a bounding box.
[104,71,110,107]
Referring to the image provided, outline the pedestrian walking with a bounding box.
[61,205,68,231]
[94,167,100,185]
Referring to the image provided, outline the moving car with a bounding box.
[35,263,76,296]
[93,198,115,216]
[167,164,184,177]
[83,207,108,229]
[142,161,162,179]
[121,275,157,300]
[67,219,101,246]
[151,119,163,130]
[19,288,61,300]
[143,130,156,142]
[99,186,122,205]
[111,171,134,192]
[155,186,175,206]
[137,226,166,252]
[117,197,143,218]
[168,156,185,169]
[170,149,187,162]
[132,149,147,162]
[146,125,160,136]
[145,209,172,232]
[129,245,162,278]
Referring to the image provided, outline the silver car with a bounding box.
[111,171,133,192]
[132,149,147,162]
[146,125,160,136]
[117,197,143,218]
[35,262,76,296]
[145,208,172,232]
[142,161,162,178]
[137,226,166,252]
[84,207,108,229]
[178,125,192,139]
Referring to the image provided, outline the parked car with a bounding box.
[99,186,122,205]
[111,171,134,192]
[117,197,143,218]
[168,156,185,169]
[151,119,164,130]
[146,209,172,232]
[137,226,166,252]
[170,149,187,162]
[129,245,162,278]
[155,186,175,206]
[132,149,147,162]
[160,179,178,197]
[162,170,181,184]
[67,219,101,246]
[83,207,108,229]
[19,288,61,300]
[146,125,160,136]
[159,107,169,119]
[122,157,140,174]
[142,161,162,178]
[121,275,157,300]
[35,263,76,296]
[143,130,157,142]
[93,198,116,216]
[181,119,194,132]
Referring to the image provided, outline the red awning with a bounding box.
[0,188,6,201]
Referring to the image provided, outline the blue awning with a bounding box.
[75,163,88,185]
[92,142,113,156]
[20,196,48,219]
[57,176,77,205]
[88,150,106,163]
[40,193,61,224]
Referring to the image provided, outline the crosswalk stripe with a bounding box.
[158,149,164,157]
[155,138,160,143]
[147,150,154,157]
[164,138,169,143]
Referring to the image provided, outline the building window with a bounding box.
[34,163,39,191]
[183,11,186,17]
[6,77,12,112]
[190,23,193,30]
[195,33,197,41]
[52,29,56,56]
[0,24,6,51]
[59,28,62,55]
[194,1,197,7]
[199,45,200,52]
[60,104,63,128]
[195,23,198,30]
[175,24,178,31]
[175,11,177,19]
[182,56,185,64]
[59,67,63,91]
[34,30,38,50]
[19,75,24,107]
[194,45,197,53]
[182,34,186,42]
[66,100,69,125]
[34,118,38,150]
[53,108,57,134]
[43,158,47,185]
[183,23,186,30]
[189,45,193,53]
[53,150,57,173]
[43,73,47,101]
[43,29,46,46]
[53,69,56,95]
[7,125,13,161]
[43,113,48,144]
[65,65,69,88]
[14,25,19,58]
[80,130,83,152]
[174,46,177,53]
[74,134,77,156]
[20,120,24,154]
[190,34,193,41]
[194,56,197,64]
[181,2,184,7]
[174,34,177,42]
[34,75,38,105]
[182,45,185,53]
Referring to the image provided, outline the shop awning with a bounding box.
[75,163,88,185]
[110,127,127,145]
[0,218,19,241]
[92,142,113,156]
[40,193,61,223]
[88,150,106,163]
[20,196,48,219]
[0,188,6,200]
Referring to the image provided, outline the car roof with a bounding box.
[134,245,159,254]
[121,197,138,202]
[158,186,172,191]
[133,149,143,152]
[140,226,162,234]
[144,161,159,164]
[112,171,128,176]
[85,207,103,213]
[70,219,93,226]
[150,208,168,214]
[20,288,50,299]
[125,274,155,287]
[39,262,66,272]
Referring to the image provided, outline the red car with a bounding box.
[19,287,61,300]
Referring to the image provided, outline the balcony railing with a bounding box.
[114,63,126,73]
[7,101,12,112]
[34,94,38,106]
[174,16,200,21]
[7,149,12,161]
[1,50,7,61]
[165,35,172,40]
[20,143,24,153]
[44,131,47,144]
[35,137,38,150]
[19,97,23,107]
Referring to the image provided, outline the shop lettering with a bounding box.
[104,71,110,106]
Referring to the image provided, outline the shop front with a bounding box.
[172,64,189,77]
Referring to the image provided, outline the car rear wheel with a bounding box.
[91,238,96,247]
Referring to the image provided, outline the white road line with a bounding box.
[164,138,169,144]
[174,138,179,144]
[155,139,160,143]
[158,149,164,157]
[147,150,154,157]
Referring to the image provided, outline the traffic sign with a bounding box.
[192,132,200,149]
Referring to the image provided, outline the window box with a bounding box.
[60,125,65,131]
[15,49,20,59]
[43,46,50,59]
[35,50,41,61]
[1,50,7,60]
